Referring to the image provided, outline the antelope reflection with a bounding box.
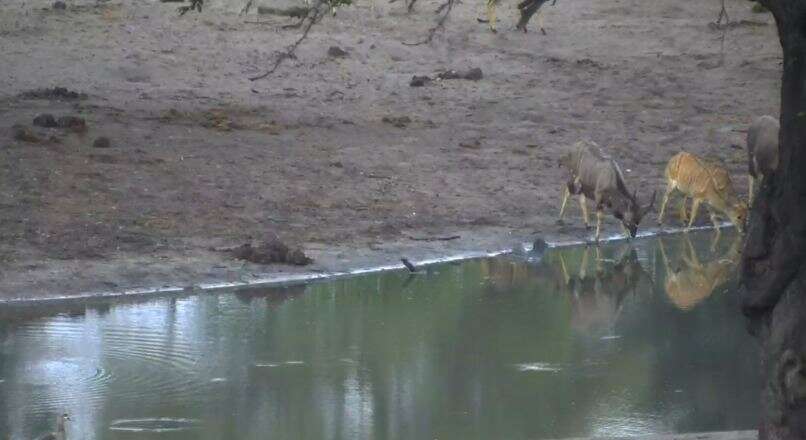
[660,233,741,311]
[558,246,652,335]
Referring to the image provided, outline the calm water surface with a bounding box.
[0,231,759,439]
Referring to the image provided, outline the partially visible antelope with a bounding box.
[658,152,748,233]
[479,0,555,34]
[558,140,656,242]
[747,115,780,204]
[659,233,741,311]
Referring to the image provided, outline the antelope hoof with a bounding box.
[540,28,546,35]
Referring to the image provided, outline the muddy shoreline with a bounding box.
[0,0,779,302]
[0,223,729,305]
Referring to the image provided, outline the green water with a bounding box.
[0,230,759,440]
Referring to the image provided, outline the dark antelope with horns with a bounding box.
[558,140,655,241]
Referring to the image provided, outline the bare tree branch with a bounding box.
[714,0,729,26]
[248,3,327,81]
[177,0,203,16]
[402,0,459,46]
[240,0,255,16]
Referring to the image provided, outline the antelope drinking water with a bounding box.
[558,140,655,242]
[658,152,747,233]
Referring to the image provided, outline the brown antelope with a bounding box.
[558,140,656,242]
[479,0,555,33]
[658,152,748,233]
[747,115,780,204]
[659,233,741,311]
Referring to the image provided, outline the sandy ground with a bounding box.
[0,0,781,301]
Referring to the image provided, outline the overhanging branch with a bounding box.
[402,0,459,46]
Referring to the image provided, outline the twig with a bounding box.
[401,258,418,272]
[240,0,255,15]
[177,0,203,16]
[714,0,729,26]
[248,2,325,81]
[405,234,461,241]
[402,0,459,46]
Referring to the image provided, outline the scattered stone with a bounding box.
[409,75,432,87]
[463,67,483,80]
[437,67,483,81]
[11,124,40,143]
[459,139,482,149]
[53,1,66,9]
[382,115,412,128]
[412,68,482,87]
[227,232,312,266]
[93,136,111,149]
[33,113,58,128]
[57,115,87,132]
[327,46,349,58]
[532,237,548,253]
[18,87,86,100]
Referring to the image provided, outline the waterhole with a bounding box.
[0,230,758,440]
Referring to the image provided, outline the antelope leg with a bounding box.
[559,186,570,219]
[486,0,497,32]
[709,206,721,231]
[658,184,675,225]
[678,197,689,223]
[687,198,702,230]
[579,194,590,229]
[595,209,603,242]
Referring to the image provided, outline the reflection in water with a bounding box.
[0,231,758,440]
[557,246,653,336]
[660,233,742,311]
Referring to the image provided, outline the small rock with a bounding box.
[409,75,431,87]
[382,116,412,128]
[327,46,349,58]
[18,87,85,100]
[33,113,58,128]
[436,68,483,81]
[11,124,40,143]
[53,1,66,10]
[93,136,111,148]
[286,248,312,265]
[57,115,87,132]
[463,67,483,80]
[532,237,548,253]
[228,232,312,266]
[459,139,482,149]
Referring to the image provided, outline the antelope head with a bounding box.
[729,201,749,234]
[615,190,656,238]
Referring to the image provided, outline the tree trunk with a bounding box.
[741,1,806,440]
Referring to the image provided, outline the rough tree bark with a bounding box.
[741,1,806,440]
